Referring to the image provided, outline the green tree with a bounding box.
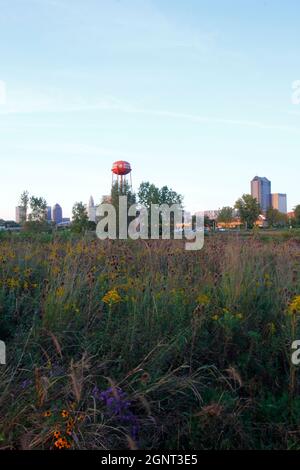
[294,205,300,227]
[217,206,234,225]
[71,202,89,233]
[138,182,183,209]
[19,190,30,224]
[138,182,160,208]
[28,196,47,222]
[23,196,48,232]
[159,185,183,206]
[110,181,136,236]
[235,194,260,229]
[111,181,136,208]
[138,182,183,237]
[266,207,287,227]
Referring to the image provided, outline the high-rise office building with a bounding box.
[251,176,271,213]
[87,196,96,222]
[272,193,287,214]
[52,204,63,224]
[46,206,52,222]
[15,206,26,224]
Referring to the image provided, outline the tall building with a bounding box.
[251,176,271,213]
[15,206,26,224]
[52,204,63,224]
[87,196,96,222]
[46,206,52,222]
[272,193,287,214]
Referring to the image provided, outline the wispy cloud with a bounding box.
[1,86,299,136]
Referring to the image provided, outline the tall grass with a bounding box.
[0,234,300,449]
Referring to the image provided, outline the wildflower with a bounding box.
[53,431,61,439]
[196,294,210,306]
[92,386,139,441]
[56,286,65,298]
[288,296,300,315]
[20,379,33,390]
[212,315,219,321]
[102,289,122,305]
[61,410,69,419]
[6,278,20,289]
[140,372,151,384]
[43,411,52,418]
[54,437,70,450]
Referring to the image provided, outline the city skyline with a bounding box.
[1,0,300,219]
[10,172,290,225]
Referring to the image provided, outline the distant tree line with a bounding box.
[13,188,300,235]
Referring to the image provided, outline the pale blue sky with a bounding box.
[0,0,299,219]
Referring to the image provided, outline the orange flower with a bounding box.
[61,410,69,419]
[43,411,52,418]
[54,437,70,450]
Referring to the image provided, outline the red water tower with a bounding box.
[112,161,132,192]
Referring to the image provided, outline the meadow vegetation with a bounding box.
[0,231,300,450]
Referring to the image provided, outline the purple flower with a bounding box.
[92,386,140,441]
[20,379,33,390]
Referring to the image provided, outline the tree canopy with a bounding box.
[235,194,260,229]
[138,182,183,209]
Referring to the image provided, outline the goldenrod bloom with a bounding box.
[288,296,300,315]
[102,289,122,305]
[197,294,210,306]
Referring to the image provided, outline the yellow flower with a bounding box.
[102,289,122,305]
[212,315,219,321]
[197,294,210,306]
[6,278,20,289]
[288,296,300,316]
[56,286,65,298]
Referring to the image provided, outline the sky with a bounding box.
[0,0,300,220]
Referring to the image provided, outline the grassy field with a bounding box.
[0,232,300,450]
